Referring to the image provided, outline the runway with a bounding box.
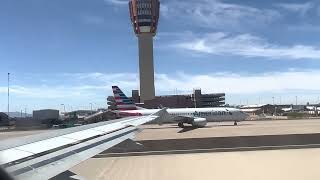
[64,119,320,180]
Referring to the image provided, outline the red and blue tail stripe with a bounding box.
[112,86,137,110]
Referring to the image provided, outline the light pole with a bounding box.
[90,103,93,114]
[60,104,65,114]
[272,96,275,105]
[295,96,298,106]
[7,73,10,119]
[192,91,197,108]
[272,96,275,116]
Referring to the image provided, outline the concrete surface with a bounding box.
[136,119,320,140]
[2,119,320,179]
[66,119,320,180]
[2,119,320,141]
[71,148,320,180]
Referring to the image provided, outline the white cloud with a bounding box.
[2,71,318,97]
[104,0,127,5]
[63,72,138,88]
[155,71,320,94]
[1,71,320,111]
[0,73,139,99]
[160,4,169,17]
[161,0,281,29]
[0,85,97,99]
[173,32,320,59]
[275,2,314,15]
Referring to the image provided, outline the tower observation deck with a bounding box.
[129,0,160,102]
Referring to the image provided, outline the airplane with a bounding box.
[0,109,166,180]
[112,86,249,128]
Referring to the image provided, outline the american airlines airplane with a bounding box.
[112,86,249,128]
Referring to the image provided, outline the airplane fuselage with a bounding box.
[117,107,248,122]
[111,85,248,127]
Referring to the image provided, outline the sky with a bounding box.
[1,0,320,112]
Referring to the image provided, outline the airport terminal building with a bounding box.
[108,89,225,109]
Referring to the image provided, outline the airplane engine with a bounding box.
[192,118,207,128]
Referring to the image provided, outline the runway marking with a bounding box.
[95,143,320,157]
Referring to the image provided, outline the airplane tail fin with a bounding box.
[112,86,137,110]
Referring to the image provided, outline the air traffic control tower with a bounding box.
[129,0,160,102]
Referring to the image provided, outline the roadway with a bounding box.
[64,119,320,180]
[0,129,50,141]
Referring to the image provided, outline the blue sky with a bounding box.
[1,0,320,112]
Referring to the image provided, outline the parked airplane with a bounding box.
[0,109,166,180]
[112,86,249,128]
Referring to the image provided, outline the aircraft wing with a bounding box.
[0,109,165,180]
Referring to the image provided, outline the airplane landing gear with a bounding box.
[234,121,238,126]
[178,122,185,128]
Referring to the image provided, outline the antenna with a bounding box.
[7,73,10,119]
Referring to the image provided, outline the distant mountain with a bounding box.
[1,112,32,118]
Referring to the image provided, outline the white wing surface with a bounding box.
[0,109,165,180]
